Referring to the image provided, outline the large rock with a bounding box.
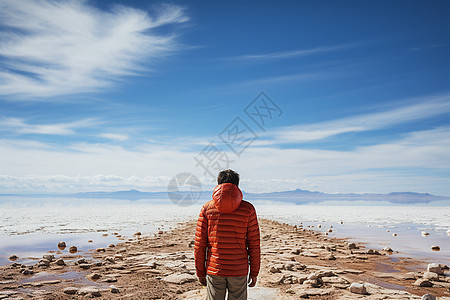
[57,241,66,250]
[347,243,358,250]
[423,271,439,281]
[162,273,196,284]
[422,294,436,300]
[413,279,433,287]
[427,263,443,275]
[349,282,367,294]
[55,259,66,266]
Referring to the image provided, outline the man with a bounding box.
[194,169,260,300]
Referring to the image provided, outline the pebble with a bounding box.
[87,273,102,281]
[78,287,101,297]
[392,233,397,237]
[96,248,106,252]
[110,285,120,293]
[383,247,393,252]
[42,255,55,262]
[423,272,439,281]
[57,241,66,250]
[430,245,440,251]
[63,287,79,295]
[349,282,367,294]
[421,231,430,237]
[109,244,115,248]
[55,259,66,266]
[8,255,18,261]
[347,242,357,250]
[68,246,77,253]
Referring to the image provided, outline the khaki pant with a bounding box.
[206,274,247,300]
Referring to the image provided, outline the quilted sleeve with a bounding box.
[194,205,208,277]
[247,207,260,277]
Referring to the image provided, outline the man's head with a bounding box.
[217,169,240,187]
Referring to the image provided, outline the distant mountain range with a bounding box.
[1,188,449,205]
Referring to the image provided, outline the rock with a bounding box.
[41,280,61,284]
[96,248,106,252]
[421,231,430,237]
[76,258,88,265]
[303,278,322,287]
[102,276,117,283]
[63,287,79,295]
[110,285,120,293]
[68,246,77,253]
[38,259,50,267]
[413,279,433,287]
[423,271,439,281]
[87,273,102,280]
[55,259,66,266]
[21,269,34,275]
[88,240,93,243]
[105,257,116,263]
[109,244,115,248]
[422,293,436,300]
[269,265,282,273]
[57,241,66,250]
[392,233,397,236]
[135,232,142,236]
[8,255,18,261]
[383,247,393,252]
[162,273,196,284]
[327,229,332,232]
[78,287,101,297]
[347,243,357,250]
[431,245,440,251]
[427,263,443,275]
[79,263,92,269]
[325,254,336,260]
[42,255,55,262]
[349,282,367,294]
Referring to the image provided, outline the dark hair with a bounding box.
[217,169,240,187]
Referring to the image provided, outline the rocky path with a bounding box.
[0,219,449,299]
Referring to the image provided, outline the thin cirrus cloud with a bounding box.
[0,117,99,135]
[0,0,188,99]
[226,43,360,61]
[261,93,450,145]
[98,133,129,142]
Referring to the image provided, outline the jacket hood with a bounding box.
[212,183,243,213]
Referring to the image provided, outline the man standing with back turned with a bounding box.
[194,169,260,300]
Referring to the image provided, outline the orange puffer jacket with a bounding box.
[194,183,260,278]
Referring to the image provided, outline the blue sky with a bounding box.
[0,0,449,195]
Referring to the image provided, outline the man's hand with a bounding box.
[248,275,257,287]
[198,276,207,286]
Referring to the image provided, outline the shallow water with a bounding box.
[0,198,449,266]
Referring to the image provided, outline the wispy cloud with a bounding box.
[0,0,188,99]
[98,133,129,142]
[0,117,99,135]
[226,43,359,61]
[262,93,450,144]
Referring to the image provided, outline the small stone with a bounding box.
[78,287,101,297]
[108,244,115,248]
[383,247,393,252]
[38,259,50,267]
[55,259,66,266]
[422,293,436,300]
[96,248,106,252]
[349,282,367,294]
[63,287,79,295]
[87,273,102,281]
[105,257,115,263]
[76,258,88,265]
[21,269,34,275]
[413,279,433,287]
[392,233,397,237]
[42,255,55,262]
[431,245,440,251]
[102,276,117,283]
[57,241,66,250]
[109,285,120,293]
[88,240,93,243]
[327,229,332,232]
[347,243,357,250]
[326,254,336,260]
[68,246,77,253]
[78,263,91,269]
[421,231,430,237]
[8,255,18,261]
[135,232,142,236]
[427,263,443,275]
